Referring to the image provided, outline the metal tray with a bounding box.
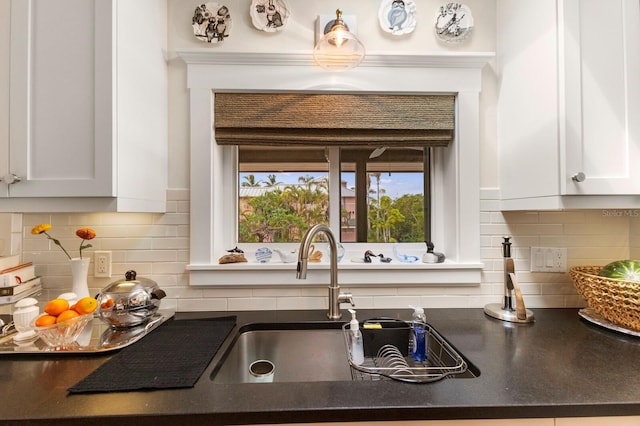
[578,307,640,338]
[0,310,174,354]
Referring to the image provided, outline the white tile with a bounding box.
[252,288,301,297]
[177,298,227,312]
[151,262,188,275]
[126,250,178,262]
[228,298,277,311]
[167,188,190,201]
[177,201,190,213]
[276,297,326,310]
[203,288,253,298]
[100,238,153,250]
[151,237,189,250]
[153,213,190,225]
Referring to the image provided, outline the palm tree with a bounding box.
[264,174,282,187]
[241,174,262,187]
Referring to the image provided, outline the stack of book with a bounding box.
[0,255,42,304]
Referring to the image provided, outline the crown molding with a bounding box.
[175,50,494,69]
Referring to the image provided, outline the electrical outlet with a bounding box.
[94,251,112,278]
[530,247,567,273]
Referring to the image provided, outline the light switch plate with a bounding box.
[530,247,567,273]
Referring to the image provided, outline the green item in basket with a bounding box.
[600,259,640,283]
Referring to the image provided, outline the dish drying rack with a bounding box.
[342,321,468,383]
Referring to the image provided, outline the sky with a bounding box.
[240,172,424,199]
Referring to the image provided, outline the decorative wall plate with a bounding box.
[192,2,232,44]
[434,3,473,42]
[378,0,417,36]
[250,0,290,32]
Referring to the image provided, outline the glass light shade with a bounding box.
[313,11,365,71]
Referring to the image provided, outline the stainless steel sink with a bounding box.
[211,322,479,384]
[212,323,351,383]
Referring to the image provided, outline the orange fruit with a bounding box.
[35,315,57,327]
[72,297,98,315]
[101,298,115,309]
[44,298,70,316]
[56,309,80,323]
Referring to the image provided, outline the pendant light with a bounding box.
[313,9,365,71]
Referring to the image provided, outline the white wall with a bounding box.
[2,1,636,314]
[166,0,499,189]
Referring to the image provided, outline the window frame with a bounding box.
[180,51,490,287]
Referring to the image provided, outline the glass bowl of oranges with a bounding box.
[31,296,98,349]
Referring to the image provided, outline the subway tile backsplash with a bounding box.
[5,188,637,314]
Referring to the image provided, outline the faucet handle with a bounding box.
[338,292,355,307]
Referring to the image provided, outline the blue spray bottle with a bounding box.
[409,305,427,362]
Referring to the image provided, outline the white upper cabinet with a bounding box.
[1,0,167,212]
[498,0,640,210]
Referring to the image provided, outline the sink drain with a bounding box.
[249,359,275,382]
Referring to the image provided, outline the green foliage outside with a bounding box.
[387,193,425,242]
[238,174,425,243]
[239,176,329,242]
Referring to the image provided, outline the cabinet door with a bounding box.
[561,0,640,195]
[5,0,114,198]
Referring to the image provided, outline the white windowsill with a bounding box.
[188,261,483,286]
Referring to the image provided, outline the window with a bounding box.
[180,51,489,287]
[238,146,429,244]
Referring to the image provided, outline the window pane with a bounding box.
[238,146,428,244]
[238,146,329,243]
[340,148,426,243]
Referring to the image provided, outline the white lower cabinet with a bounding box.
[280,421,553,426]
[556,417,640,426]
[278,417,640,425]
[1,0,167,212]
[498,0,640,210]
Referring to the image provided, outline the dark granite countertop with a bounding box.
[1,308,640,425]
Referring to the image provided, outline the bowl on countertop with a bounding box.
[96,270,166,328]
[31,313,94,349]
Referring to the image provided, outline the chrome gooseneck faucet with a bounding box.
[484,237,534,323]
[296,224,354,320]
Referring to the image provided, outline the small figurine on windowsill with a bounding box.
[219,253,248,264]
[423,241,445,263]
[273,248,298,263]
[308,244,323,262]
[219,246,248,264]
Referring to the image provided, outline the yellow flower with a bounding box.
[31,224,97,260]
[31,223,52,235]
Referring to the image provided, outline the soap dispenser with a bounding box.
[347,309,365,365]
[409,305,427,362]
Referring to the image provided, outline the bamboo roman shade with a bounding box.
[214,93,455,146]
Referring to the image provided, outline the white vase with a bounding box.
[70,257,91,299]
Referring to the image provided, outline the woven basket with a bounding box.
[570,266,640,331]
